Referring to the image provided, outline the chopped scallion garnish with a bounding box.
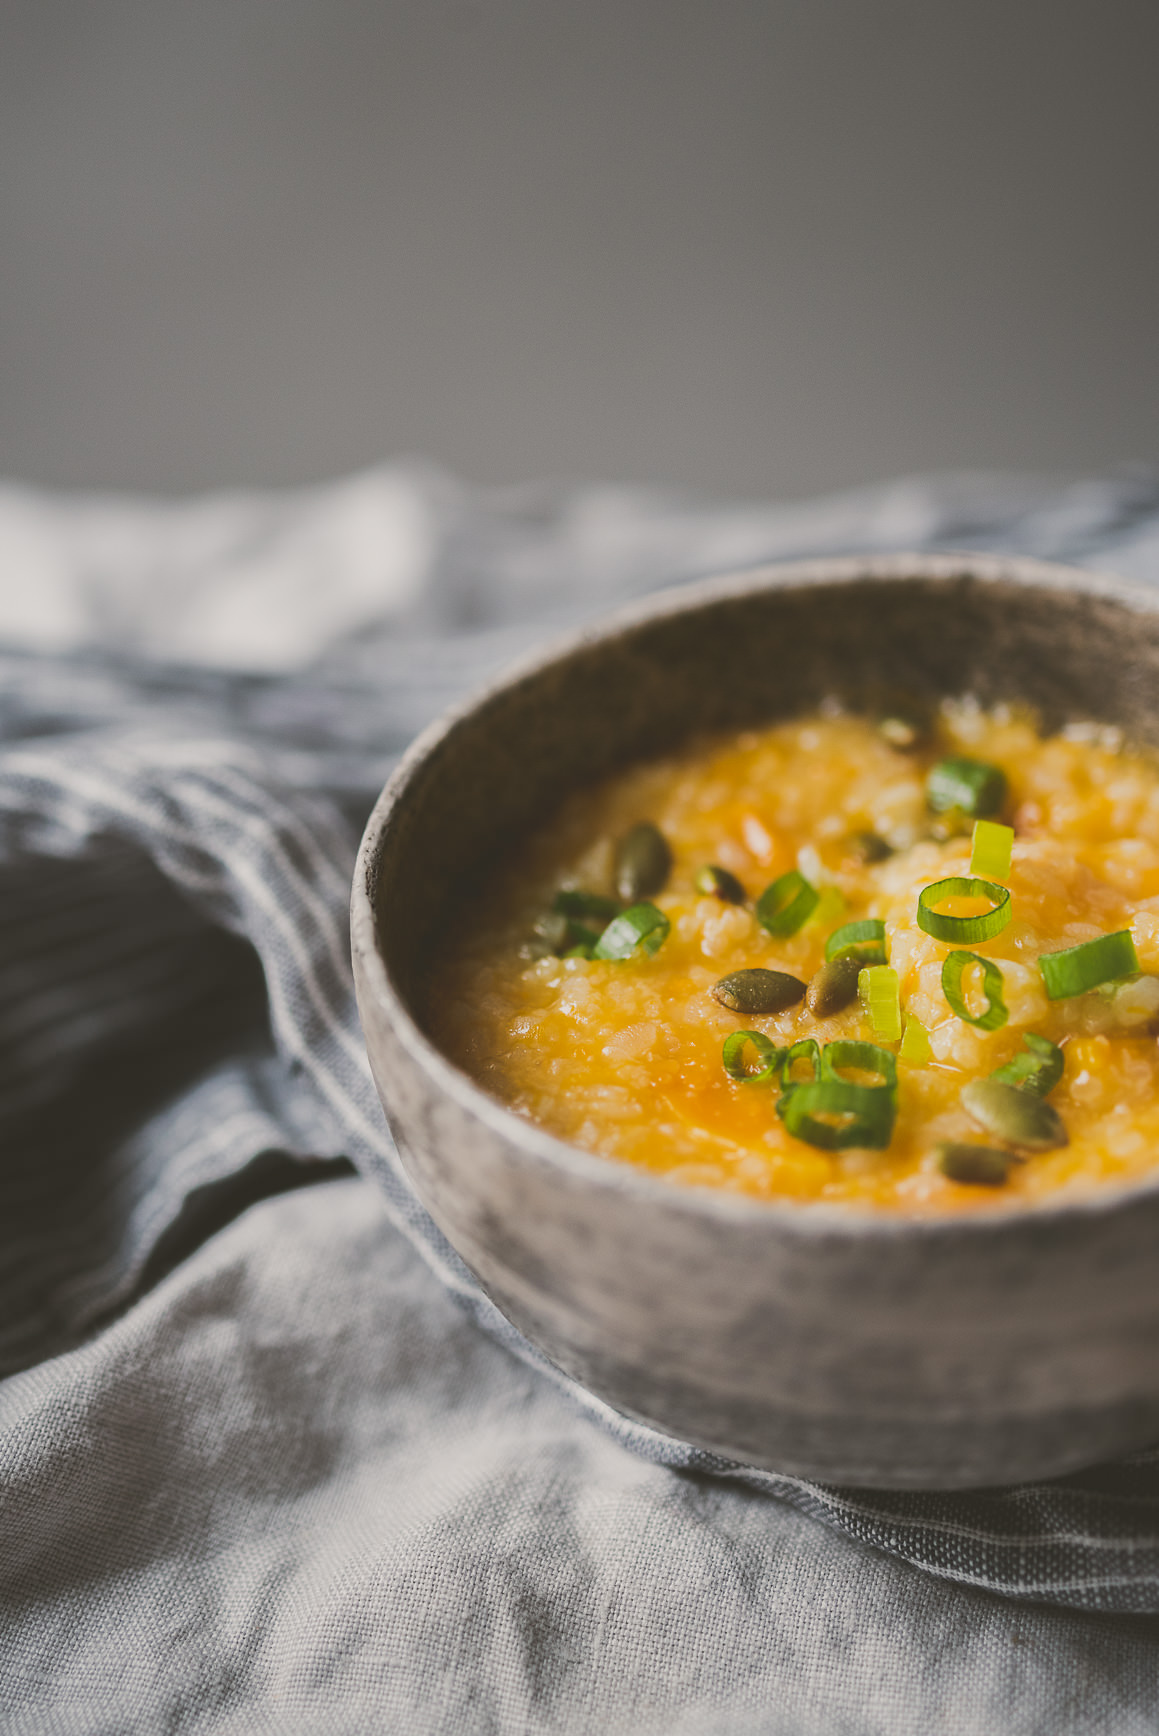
[756,870,819,937]
[899,1018,932,1065]
[1038,930,1139,999]
[927,757,1007,819]
[941,950,1009,1032]
[916,876,1012,945]
[780,1037,820,1087]
[989,1032,1064,1096]
[776,1079,896,1150]
[721,1030,784,1084]
[969,819,1014,882]
[824,918,887,964]
[819,1039,898,1091]
[858,964,902,1042]
[591,902,670,960]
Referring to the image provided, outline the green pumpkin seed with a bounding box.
[695,864,746,904]
[614,822,672,902]
[960,1078,1068,1151]
[711,968,807,1015]
[805,955,862,1018]
[936,1141,1015,1187]
[849,830,894,864]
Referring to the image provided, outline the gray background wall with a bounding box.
[1,0,1156,500]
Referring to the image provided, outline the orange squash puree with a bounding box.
[427,702,1159,1213]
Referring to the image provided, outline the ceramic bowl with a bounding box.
[351,552,1159,1490]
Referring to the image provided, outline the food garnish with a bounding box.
[591,902,670,960]
[941,951,1008,1032]
[1039,931,1140,1000]
[916,876,1012,944]
[756,869,819,937]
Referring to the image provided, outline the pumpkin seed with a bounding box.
[711,968,807,1016]
[849,830,893,864]
[614,822,672,902]
[961,1078,1068,1151]
[806,955,862,1018]
[936,1141,1015,1187]
[695,864,746,904]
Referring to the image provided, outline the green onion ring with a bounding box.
[824,918,887,964]
[592,902,671,960]
[916,876,1012,944]
[819,1039,898,1091]
[941,950,1009,1032]
[777,1079,897,1150]
[780,1037,820,1088]
[969,819,1014,882]
[1038,930,1140,1000]
[990,1032,1064,1096]
[926,757,1007,819]
[756,870,820,938]
[721,1030,784,1085]
[858,963,903,1042]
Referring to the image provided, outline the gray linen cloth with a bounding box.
[4,465,1159,1734]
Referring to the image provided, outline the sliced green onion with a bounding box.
[756,870,819,938]
[989,1032,1064,1096]
[899,1017,932,1065]
[780,1037,820,1087]
[820,1039,898,1091]
[941,950,1009,1032]
[927,757,1007,819]
[553,889,620,921]
[777,1079,896,1150]
[562,942,595,960]
[1039,930,1140,1000]
[858,964,903,1042]
[592,902,670,960]
[721,1030,784,1084]
[970,819,1014,882]
[916,877,1012,945]
[825,918,887,964]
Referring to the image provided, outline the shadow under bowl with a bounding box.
[352,552,1159,1489]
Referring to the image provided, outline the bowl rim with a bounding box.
[352,548,1159,1242]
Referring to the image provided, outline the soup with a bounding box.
[427,700,1159,1213]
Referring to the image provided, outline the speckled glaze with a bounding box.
[351,553,1159,1490]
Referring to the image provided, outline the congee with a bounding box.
[427,700,1159,1212]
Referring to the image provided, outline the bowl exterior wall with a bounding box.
[353,555,1159,1489]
